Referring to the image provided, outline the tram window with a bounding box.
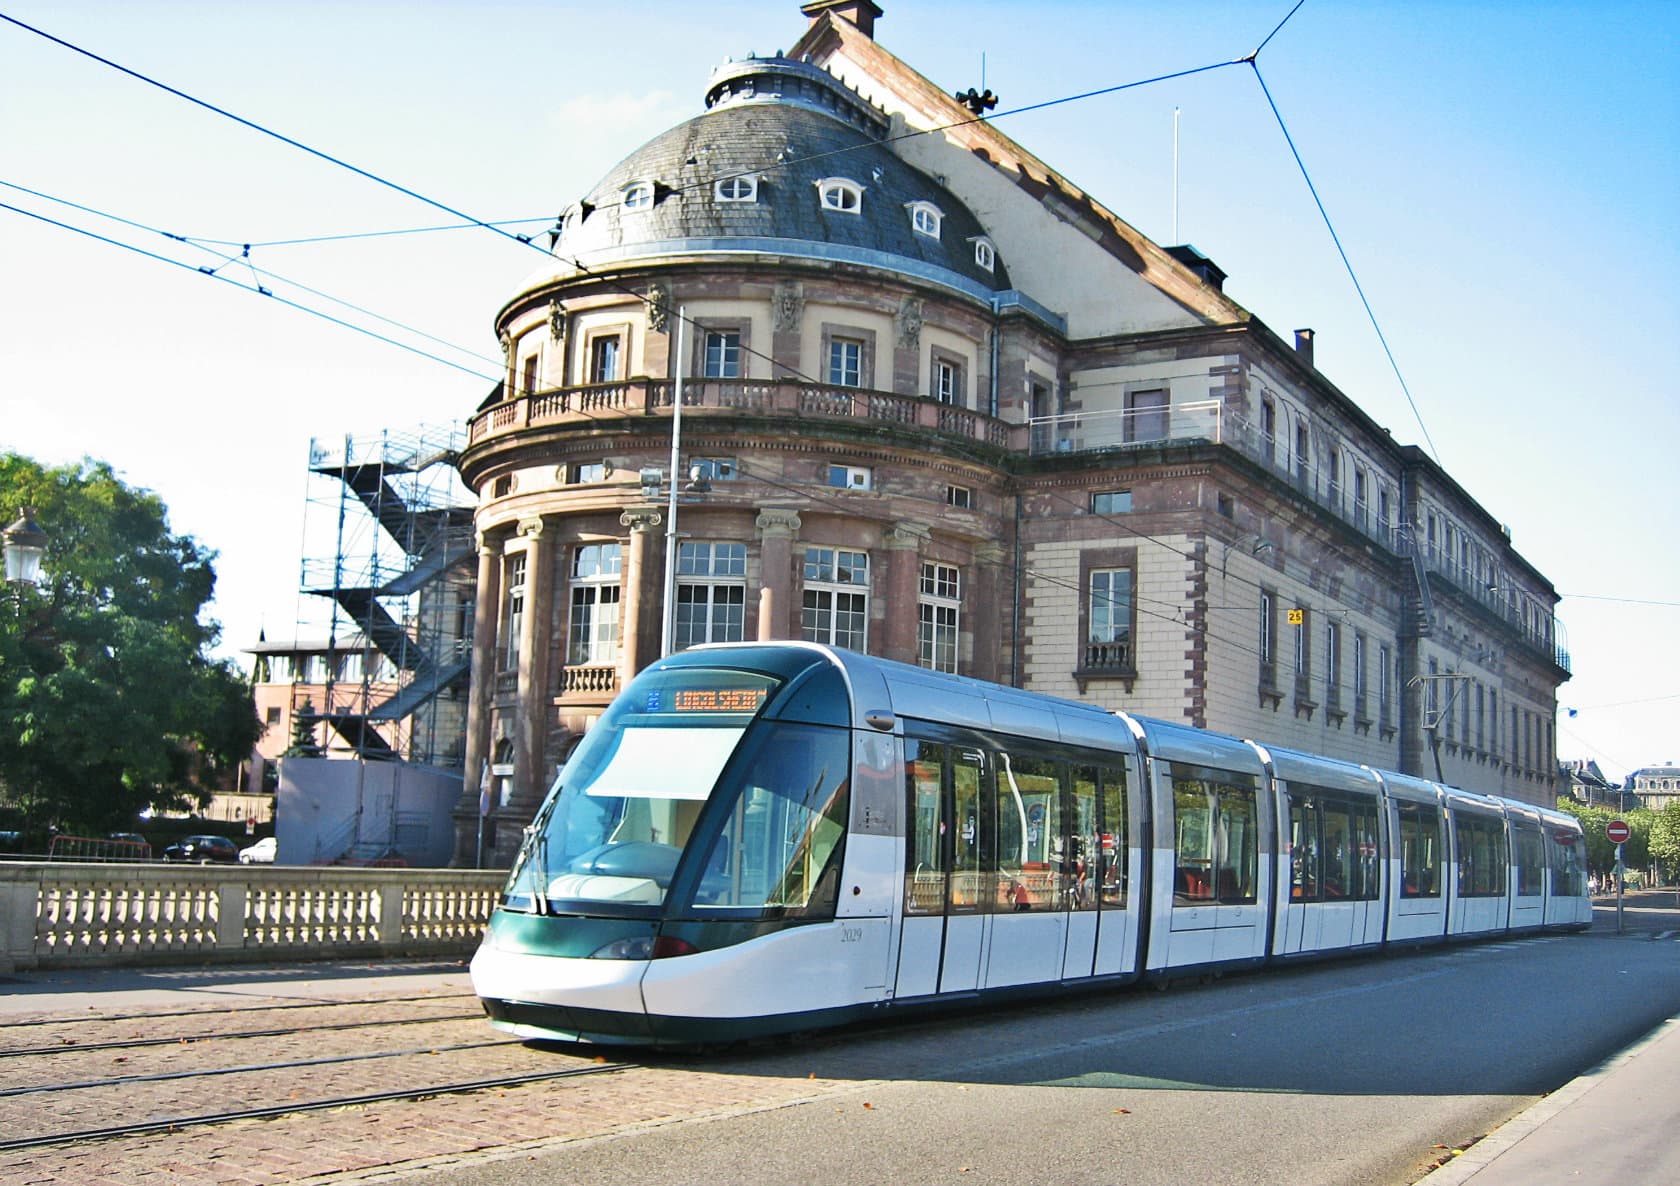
[1550,833,1584,897]
[904,739,947,915]
[1289,795,1320,900]
[1398,801,1442,898]
[1072,763,1114,910]
[950,749,988,913]
[995,752,1060,912]
[1097,764,1127,908]
[1321,801,1353,898]
[687,722,849,917]
[1348,800,1381,900]
[1514,824,1545,896]
[1171,763,1258,905]
[1455,814,1507,898]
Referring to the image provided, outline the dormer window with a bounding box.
[622,182,654,210]
[715,175,757,203]
[907,201,943,239]
[817,177,863,213]
[972,237,996,272]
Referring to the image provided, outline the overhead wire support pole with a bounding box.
[660,307,686,659]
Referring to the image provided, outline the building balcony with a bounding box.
[467,378,1013,453]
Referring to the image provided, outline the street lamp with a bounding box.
[3,507,48,590]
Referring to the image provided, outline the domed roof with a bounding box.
[540,55,1008,296]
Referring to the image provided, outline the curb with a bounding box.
[1418,1012,1680,1184]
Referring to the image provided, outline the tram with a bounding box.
[470,642,1591,1046]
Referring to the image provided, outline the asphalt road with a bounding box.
[405,903,1680,1186]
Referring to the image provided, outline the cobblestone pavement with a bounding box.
[0,977,865,1186]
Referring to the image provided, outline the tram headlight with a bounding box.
[588,935,699,960]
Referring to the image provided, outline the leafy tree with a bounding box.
[1650,801,1680,884]
[0,454,262,831]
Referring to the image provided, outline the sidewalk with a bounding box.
[1423,891,1680,1185]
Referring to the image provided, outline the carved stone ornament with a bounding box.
[498,331,512,359]
[896,297,924,349]
[755,508,803,538]
[773,281,804,333]
[646,282,671,334]
[547,299,566,342]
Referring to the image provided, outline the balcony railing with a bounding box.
[468,378,1012,451]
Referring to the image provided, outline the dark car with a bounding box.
[162,835,239,864]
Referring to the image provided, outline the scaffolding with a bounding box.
[295,424,476,774]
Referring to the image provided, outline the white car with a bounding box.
[238,836,277,864]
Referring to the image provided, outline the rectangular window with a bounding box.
[501,552,527,670]
[1398,801,1442,897]
[946,484,973,509]
[1261,397,1277,466]
[1295,423,1311,487]
[702,330,741,379]
[1170,763,1258,905]
[1325,621,1341,710]
[1513,824,1545,897]
[917,562,961,673]
[589,336,620,383]
[1124,388,1169,443]
[1353,632,1367,719]
[674,542,747,651]
[1259,589,1277,688]
[1378,489,1391,541]
[1456,813,1507,898]
[933,358,962,405]
[802,546,870,651]
[265,705,283,726]
[826,464,872,490]
[1354,468,1368,528]
[690,457,737,482]
[1087,568,1133,671]
[1327,446,1342,507]
[567,543,622,665]
[568,461,607,483]
[828,337,863,387]
[1293,607,1311,680]
[521,354,539,396]
[1090,490,1132,515]
[1289,790,1382,902]
[995,751,1060,912]
[1379,644,1393,727]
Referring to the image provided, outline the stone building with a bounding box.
[451,0,1570,865]
[1631,764,1680,812]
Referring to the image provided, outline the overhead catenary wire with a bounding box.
[0,198,500,384]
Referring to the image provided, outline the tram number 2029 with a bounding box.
[839,926,864,944]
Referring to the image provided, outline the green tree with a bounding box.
[0,454,262,831]
[1650,802,1680,884]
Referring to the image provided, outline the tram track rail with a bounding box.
[0,1004,488,1057]
[0,987,481,1033]
[0,1058,635,1154]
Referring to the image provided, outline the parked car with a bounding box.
[239,836,277,864]
[162,835,239,864]
[108,832,152,859]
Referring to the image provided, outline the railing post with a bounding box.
[0,874,40,973]
[216,880,247,952]
[378,878,405,945]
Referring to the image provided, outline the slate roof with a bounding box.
[547,54,1008,294]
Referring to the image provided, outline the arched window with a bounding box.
[715,175,757,203]
[907,200,943,239]
[972,237,995,272]
[622,182,654,210]
[816,177,863,213]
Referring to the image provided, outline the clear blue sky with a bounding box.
[2,1,1675,781]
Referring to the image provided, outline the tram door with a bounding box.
[897,738,1134,1001]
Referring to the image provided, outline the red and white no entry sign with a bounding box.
[1606,819,1631,844]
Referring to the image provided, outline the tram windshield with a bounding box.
[500,662,851,919]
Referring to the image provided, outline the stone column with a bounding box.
[755,509,802,641]
[969,541,1009,685]
[883,522,930,664]
[509,517,550,817]
[453,531,501,866]
[620,506,664,681]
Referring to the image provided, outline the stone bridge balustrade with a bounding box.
[0,862,504,973]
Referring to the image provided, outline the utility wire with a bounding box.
[2,179,502,369]
[1245,61,1440,464]
[0,199,499,383]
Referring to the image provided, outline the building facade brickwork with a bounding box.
[449,4,1570,864]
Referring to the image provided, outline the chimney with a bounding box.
[1294,328,1315,368]
[800,0,883,38]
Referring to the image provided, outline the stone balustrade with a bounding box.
[0,862,505,973]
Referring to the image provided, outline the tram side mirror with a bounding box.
[864,709,895,731]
